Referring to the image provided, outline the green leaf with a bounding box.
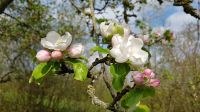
[110,63,130,91]
[96,18,108,24]
[121,88,143,109]
[79,56,89,62]
[68,59,88,81]
[164,30,173,42]
[89,46,109,55]
[134,104,150,112]
[121,86,155,109]
[140,86,155,98]
[31,62,53,80]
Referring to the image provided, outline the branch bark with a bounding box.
[158,0,200,19]
[174,0,200,19]
[0,0,14,14]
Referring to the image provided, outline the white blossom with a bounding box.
[100,21,130,38]
[41,31,72,51]
[110,35,148,66]
[67,43,84,58]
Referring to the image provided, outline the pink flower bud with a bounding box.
[162,39,167,45]
[51,50,63,60]
[132,71,144,85]
[67,43,84,58]
[143,69,155,78]
[36,50,51,62]
[149,79,160,87]
[139,35,149,43]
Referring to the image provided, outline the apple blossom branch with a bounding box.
[88,0,120,111]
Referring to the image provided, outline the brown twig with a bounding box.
[94,0,109,11]
[109,86,134,110]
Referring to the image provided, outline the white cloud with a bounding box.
[165,12,197,32]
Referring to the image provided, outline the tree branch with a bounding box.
[174,0,200,19]
[94,0,109,11]
[3,12,42,36]
[0,0,14,14]
[157,0,200,19]
[109,86,134,109]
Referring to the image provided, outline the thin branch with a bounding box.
[88,56,109,71]
[109,86,134,109]
[94,0,109,11]
[3,12,42,36]
[102,74,116,98]
[0,0,14,14]
[69,0,91,16]
[0,71,13,83]
[69,0,82,14]
[89,0,98,44]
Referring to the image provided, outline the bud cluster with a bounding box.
[132,69,160,87]
[36,31,84,62]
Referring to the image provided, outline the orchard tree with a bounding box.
[0,0,199,112]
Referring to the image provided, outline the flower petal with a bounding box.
[115,55,129,63]
[60,32,72,46]
[100,22,110,37]
[110,46,121,58]
[41,38,55,49]
[46,31,60,44]
[129,50,148,65]
[128,35,144,49]
[122,23,130,37]
[112,34,123,46]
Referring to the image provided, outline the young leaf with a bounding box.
[140,86,155,98]
[89,46,109,55]
[67,59,88,81]
[121,88,143,109]
[31,62,53,80]
[110,63,130,91]
[134,104,150,112]
[121,86,155,109]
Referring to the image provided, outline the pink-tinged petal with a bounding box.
[132,71,144,85]
[143,69,155,78]
[149,79,160,87]
[36,50,51,62]
[68,43,84,58]
[138,34,150,43]
[51,50,63,60]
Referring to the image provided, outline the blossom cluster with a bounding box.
[100,21,148,66]
[36,31,84,62]
[132,69,160,87]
